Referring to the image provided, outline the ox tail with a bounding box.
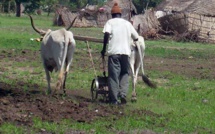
[62,34,70,72]
[142,75,156,89]
[136,38,157,89]
[58,34,69,85]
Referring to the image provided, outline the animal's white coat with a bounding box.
[130,36,145,100]
[29,15,77,94]
[130,36,156,101]
[41,28,76,93]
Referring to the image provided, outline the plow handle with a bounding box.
[102,56,106,77]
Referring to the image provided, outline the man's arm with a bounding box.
[101,32,110,58]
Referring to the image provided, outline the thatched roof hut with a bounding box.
[53,6,76,27]
[54,0,137,28]
[131,9,160,39]
[104,0,137,20]
[156,0,215,16]
[156,0,215,43]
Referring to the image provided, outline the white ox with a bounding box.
[130,35,156,101]
[29,15,77,94]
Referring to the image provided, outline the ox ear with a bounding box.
[28,15,46,36]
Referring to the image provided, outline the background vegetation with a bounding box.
[0,0,163,16]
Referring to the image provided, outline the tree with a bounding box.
[69,0,88,9]
[15,0,29,17]
[40,0,58,16]
[0,0,15,13]
[15,0,42,17]
[133,0,162,14]
[15,0,21,17]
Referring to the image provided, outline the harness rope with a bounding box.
[86,41,97,77]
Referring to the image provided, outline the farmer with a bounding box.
[101,2,139,105]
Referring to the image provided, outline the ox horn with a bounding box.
[66,16,78,31]
[28,15,46,35]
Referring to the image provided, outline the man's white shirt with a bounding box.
[103,18,139,56]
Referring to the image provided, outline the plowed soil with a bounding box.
[0,48,214,133]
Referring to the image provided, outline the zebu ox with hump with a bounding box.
[130,25,156,101]
[29,15,77,94]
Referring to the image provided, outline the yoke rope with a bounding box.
[86,41,97,77]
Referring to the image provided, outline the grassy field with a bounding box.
[0,13,215,134]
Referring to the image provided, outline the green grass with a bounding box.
[0,123,26,134]
[0,13,215,134]
[146,39,215,59]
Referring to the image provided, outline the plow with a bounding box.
[74,35,110,102]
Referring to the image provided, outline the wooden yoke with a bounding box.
[74,35,103,43]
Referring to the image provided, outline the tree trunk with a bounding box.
[47,6,52,16]
[15,1,21,17]
[2,4,4,13]
[0,0,5,13]
[8,1,11,13]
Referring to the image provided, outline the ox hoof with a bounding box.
[62,90,67,96]
[46,90,51,95]
[131,97,137,103]
[56,81,62,90]
[51,89,57,95]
